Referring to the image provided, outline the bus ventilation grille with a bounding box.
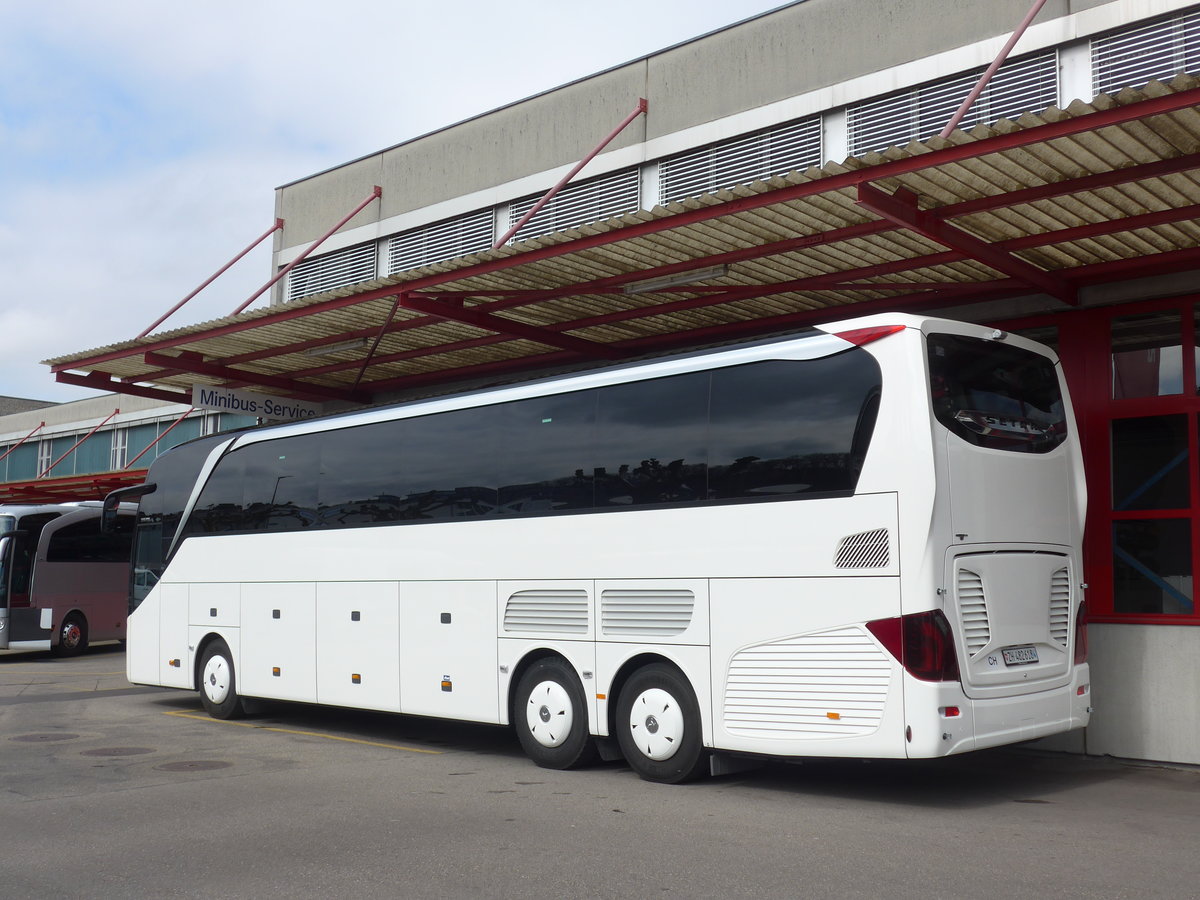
[834,528,890,568]
[601,589,694,637]
[1049,567,1071,648]
[724,627,890,738]
[503,589,589,634]
[957,568,990,657]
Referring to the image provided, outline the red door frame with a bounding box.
[997,293,1200,626]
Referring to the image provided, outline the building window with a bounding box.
[505,167,640,244]
[201,414,221,436]
[36,440,52,477]
[110,428,129,470]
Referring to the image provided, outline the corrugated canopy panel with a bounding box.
[45,78,1200,407]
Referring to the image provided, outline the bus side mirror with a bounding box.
[102,482,157,532]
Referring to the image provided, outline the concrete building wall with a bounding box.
[273,0,1101,254]
[1083,625,1200,765]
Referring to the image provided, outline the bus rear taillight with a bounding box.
[866,610,961,682]
[1074,600,1089,665]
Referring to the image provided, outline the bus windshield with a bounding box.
[927,333,1066,453]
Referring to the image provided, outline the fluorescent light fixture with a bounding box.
[622,264,730,295]
[303,338,368,357]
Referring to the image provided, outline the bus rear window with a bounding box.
[927,333,1066,454]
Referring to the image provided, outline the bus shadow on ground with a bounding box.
[743,749,1139,809]
[148,691,1140,808]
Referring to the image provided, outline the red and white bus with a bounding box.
[0,502,135,655]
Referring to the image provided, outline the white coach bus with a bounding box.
[114,313,1090,782]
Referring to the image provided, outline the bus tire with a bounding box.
[514,658,598,770]
[616,663,707,784]
[198,639,244,720]
[53,613,88,657]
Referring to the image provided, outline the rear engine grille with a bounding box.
[957,568,990,657]
[1049,567,1071,648]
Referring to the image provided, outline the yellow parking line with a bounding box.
[163,709,442,754]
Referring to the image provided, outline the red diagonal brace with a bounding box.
[856,183,1076,305]
[143,352,368,404]
[139,218,284,338]
[494,99,648,249]
[125,407,196,469]
[400,294,623,359]
[0,421,46,464]
[38,409,120,478]
[231,186,382,316]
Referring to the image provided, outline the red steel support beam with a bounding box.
[940,0,1049,138]
[55,372,192,404]
[139,219,285,338]
[142,352,368,404]
[0,421,46,464]
[125,407,196,469]
[38,409,120,479]
[856,183,1076,304]
[230,186,382,316]
[493,99,648,249]
[399,294,624,359]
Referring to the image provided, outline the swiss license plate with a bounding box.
[1002,645,1039,666]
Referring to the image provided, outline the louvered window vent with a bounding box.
[503,589,589,634]
[957,568,990,657]
[847,50,1058,156]
[387,208,495,274]
[1049,567,1072,648]
[1092,10,1200,96]
[834,528,890,568]
[601,589,694,637]
[286,242,377,302]
[506,167,640,244]
[659,116,821,205]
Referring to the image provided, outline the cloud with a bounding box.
[0,0,786,402]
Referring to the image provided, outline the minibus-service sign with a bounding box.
[191,385,323,421]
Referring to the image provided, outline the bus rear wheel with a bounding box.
[615,664,707,784]
[53,613,88,657]
[514,658,597,770]
[198,639,244,720]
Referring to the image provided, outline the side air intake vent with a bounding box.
[503,590,589,634]
[957,568,990,657]
[1049,567,1071,648]
[835,528,890,568]
[601,589,694,637]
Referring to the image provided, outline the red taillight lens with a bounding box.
[1074,600,1088,665]
[833,324,906,346]
[867,610,960,682]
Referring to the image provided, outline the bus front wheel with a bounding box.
[513,658,597,770]
[198,639,244,720]
[615,664,707,784]
[53,613,88,657]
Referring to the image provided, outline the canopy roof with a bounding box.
[45,78,1200,407]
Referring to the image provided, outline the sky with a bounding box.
[0,0,791,403]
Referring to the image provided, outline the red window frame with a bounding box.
[998,293,1200,625]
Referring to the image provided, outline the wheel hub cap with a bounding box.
[525,680,574,749]
[629,688,685,761]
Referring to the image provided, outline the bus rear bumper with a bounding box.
[907,665,1091,757]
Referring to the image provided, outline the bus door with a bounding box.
[0,513,60,650]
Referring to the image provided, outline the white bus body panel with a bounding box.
[317,582,400,711]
